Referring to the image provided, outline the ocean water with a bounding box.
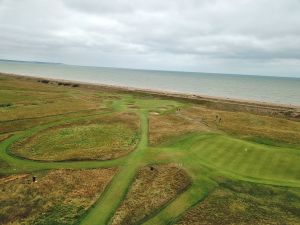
[0,61,300,106]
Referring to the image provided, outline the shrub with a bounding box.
[0,103,12,107]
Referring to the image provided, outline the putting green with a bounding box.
[164,133,300,186]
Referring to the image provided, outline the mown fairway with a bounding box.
[0,74,300,225]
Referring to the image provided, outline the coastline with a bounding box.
[1,72,299,119]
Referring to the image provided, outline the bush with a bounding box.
[58,82,71,86]
[38,79,50,84]
[0,103,12,107]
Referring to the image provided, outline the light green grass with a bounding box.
[110,94,182,112]
[164,133,300,186]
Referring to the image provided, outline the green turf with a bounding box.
[162,133,300,186]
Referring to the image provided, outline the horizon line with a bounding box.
[0,58,299,79]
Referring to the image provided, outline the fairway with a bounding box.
[0,74,300,225]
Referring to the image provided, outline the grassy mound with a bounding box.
[11,115,139,161]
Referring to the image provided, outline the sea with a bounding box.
[0,60,300,106]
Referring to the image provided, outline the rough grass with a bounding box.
[0,168,117,225]
[0,89,98,122]
[149,111,211,146]
[179,105,300,147]
[176,179,300,225]
[0,133,11,142]
[11,112,139,161]
[0,76,108,122]
[0,108,100,134]
[110,165,191,225]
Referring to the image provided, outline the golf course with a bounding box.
[0,73,300,225]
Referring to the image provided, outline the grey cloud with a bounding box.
[0,0,300,77]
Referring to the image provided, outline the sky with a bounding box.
[0,0,300,77]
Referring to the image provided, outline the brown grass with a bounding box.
[0,133,11,142]
[149,112,211,146]
[0,116,60,134]
[176,180,300,225]
[0,75,109,122]
[179,105,300,147]
[0,168,117,224]
[111,165,191,225]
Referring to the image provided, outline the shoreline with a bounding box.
[1,72,299,115]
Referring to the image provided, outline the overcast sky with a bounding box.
[0,0,300,77]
